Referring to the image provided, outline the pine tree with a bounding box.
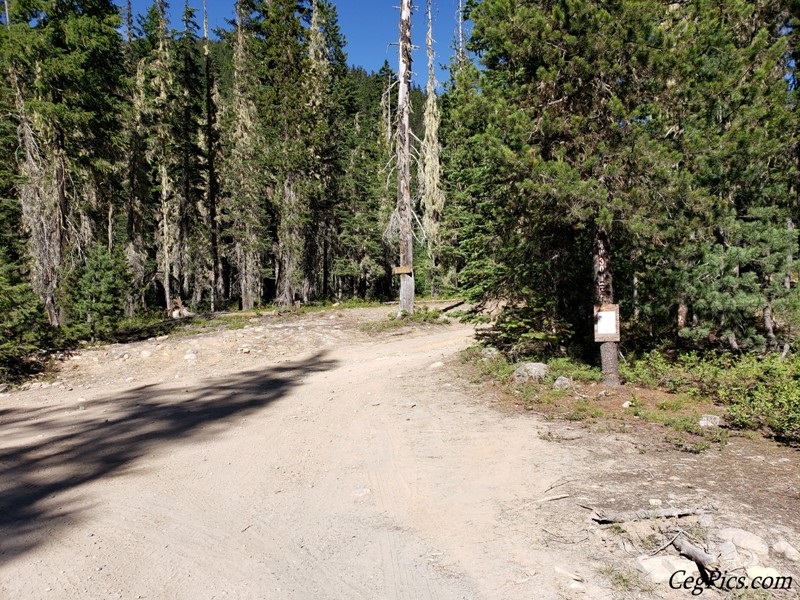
[4,0,126,326]
[201,0,223,311]
[0,250,47,378]
[419,0,446,296]
[247,0,311,306]
[333,66,394,299]
[64,243,130,341]
[173,1,207,307]
[219,0,269,310]
[443,0,682,361]
[122,0,155,316]
[656,0,799,352]
[137,0,181,310]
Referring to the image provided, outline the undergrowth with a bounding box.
[461,344,760,449]
[621,351,800,444]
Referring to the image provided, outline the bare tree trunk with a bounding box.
[786,218,794,291]
[396,0,415,314]
[457,0,466,62]
[677,298,688,330]
[125,0,133,42]
[10,44,63,325]
[204,0,221,311]
[381,70,392,148]
[322,223,330,299]
[159,161,172,309]
[764,304,777,350]
[276,179,303,306]
[107,204,114,251]
[594,228,619,386]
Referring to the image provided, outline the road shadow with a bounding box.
[0,351,336,565]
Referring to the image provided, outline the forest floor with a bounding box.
[0,304,798,599]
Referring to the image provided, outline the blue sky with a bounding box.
[124,1,465,87]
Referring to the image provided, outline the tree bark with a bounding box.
[594,227,619,386]
[396,0,414,314]
[420,0,445,297]
[457,0,465,60]
[677,298,688,330]
[786,218,794,291]
[204,0,221,311]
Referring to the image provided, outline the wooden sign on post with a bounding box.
[392,266,413,276]
[594,303,620,342]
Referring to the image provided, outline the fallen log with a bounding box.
[586,504,717,524]
[673,535,720,584]
[672,535,718,569]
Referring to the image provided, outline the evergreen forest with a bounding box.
[3,0,800,439]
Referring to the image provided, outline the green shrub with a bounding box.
[475,302,572,360]
[64,244,131,341]
[721,355,800,441]
[622,350,800,443]
[547,357,602,382]
[0,252,49,379]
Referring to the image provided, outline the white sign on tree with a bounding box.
[594,304,620,342]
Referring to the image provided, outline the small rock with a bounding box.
[718,528,769,558]
[429,361,444,370]
[622,400,632,408]
[648,499,662,507]
[554,566,584,582]
[636,555,698,584]
[240,347,251,354]
[553,376,572,390]
[773,540,800,562]
[156,335,169,341]
[698,514,714,528]
[567,582,584,591]
[512,362,550,384]
[480,347,500,360]
[140,350,152,359]
[184,352,197,361]
[699,414,721,428]
[718,541,740,566]
[0,383,9,393]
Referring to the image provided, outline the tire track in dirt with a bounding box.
[2,311,612,599]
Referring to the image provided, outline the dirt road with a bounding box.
[1,307,798,599]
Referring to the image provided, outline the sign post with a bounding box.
[594,303,620,386]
